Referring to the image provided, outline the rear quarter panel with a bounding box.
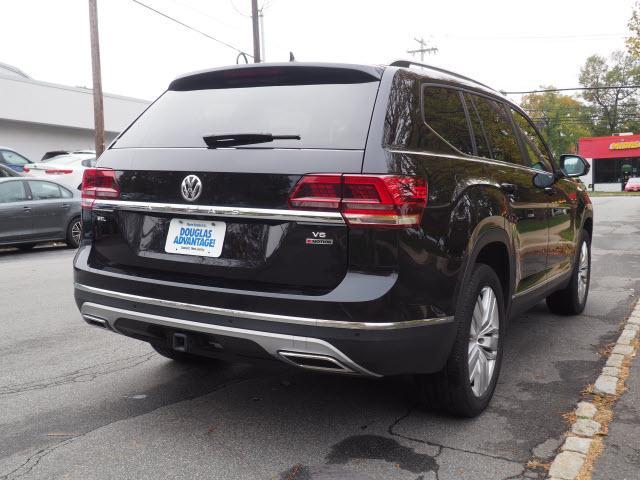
[362,68,511,316]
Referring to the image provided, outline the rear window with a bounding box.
[29,181,63,200]
[114,82,380,150]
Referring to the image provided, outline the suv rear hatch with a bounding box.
[84,64,383,293]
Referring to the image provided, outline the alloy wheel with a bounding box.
[577,241,589,303]
[468,286,500,397]
[71,221,82,245]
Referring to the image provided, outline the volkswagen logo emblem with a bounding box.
[181,175,202,202]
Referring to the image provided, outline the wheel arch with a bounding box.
[458,227,515,316]
[67,214,81,230]
[582,215,593,240]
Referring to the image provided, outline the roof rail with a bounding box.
[389,60,498,93]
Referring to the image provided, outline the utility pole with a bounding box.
[259,8,265,62]
[251,0,261,63]
[88,0,105,156]
[407,37,438,62]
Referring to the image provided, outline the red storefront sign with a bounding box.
[578,134,640,159]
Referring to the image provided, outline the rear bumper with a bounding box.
[73,280,458,376]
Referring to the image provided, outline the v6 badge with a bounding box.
[306,231,333,245]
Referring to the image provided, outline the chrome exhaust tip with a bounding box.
[278,351,357,374]
[82,314,111,330]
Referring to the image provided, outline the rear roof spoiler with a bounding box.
[169,63,384,91]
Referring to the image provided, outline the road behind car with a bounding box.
[0,196,638,480]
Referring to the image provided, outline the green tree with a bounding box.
[628,1,640,58]
[521,88,593,157]
[579,51,640,134]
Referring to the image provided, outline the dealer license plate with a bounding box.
[164,218,226,258]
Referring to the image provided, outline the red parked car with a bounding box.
[624,178,640,192]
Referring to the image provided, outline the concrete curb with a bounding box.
[546,301,640,480]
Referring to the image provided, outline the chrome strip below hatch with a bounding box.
[91,200,345,224]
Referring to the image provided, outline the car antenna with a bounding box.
[289,51,296,62]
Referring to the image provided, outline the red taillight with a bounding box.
[81,168,120,209]
[23,166,30,173]
[288,174,342,209]
[343,175,427,227]
[289,174,427,228]
[45,169,73,174]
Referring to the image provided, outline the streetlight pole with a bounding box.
[88,0,105,156]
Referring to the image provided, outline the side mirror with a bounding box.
[533,171,555,188]
[559,154,590,178]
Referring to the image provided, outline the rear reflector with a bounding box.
[289,174,427,228]
[45,169,74,174]
[81,168,120,209]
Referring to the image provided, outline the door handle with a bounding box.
[61,203,70,209]
[543,187,555,195]
[23,206,31,212]
[500,183,517,195]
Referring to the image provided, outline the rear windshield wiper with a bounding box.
[203,133,301,149]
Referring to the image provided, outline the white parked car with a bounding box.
[24,153,96,190]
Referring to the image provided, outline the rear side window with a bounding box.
[0,181,27,203]
[511,109,553,171]
[29,181,62,200]
[471,95,522,165]
[464,94,492,159]
[1,150,30,166]
[114,82,380,150]
[422,86,473,155]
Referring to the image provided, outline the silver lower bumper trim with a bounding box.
[80,302,381,377]
[74,283,454,330]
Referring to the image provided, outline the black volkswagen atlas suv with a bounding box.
[74,61,593,417]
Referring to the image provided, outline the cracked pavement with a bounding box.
[0,197,639,480]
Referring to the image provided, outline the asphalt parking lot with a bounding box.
[1,196,639,480]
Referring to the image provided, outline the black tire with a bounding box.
[546,230,591,315]
[151,343,211,364]
[17,243,36,251]
[66,217,81,248]
[415,263,506,417]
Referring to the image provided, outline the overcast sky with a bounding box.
[0,0,636,101]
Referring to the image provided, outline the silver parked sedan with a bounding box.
[0,177,82,250]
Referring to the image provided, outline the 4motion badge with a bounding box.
[306,231,334,245]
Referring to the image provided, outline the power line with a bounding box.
[229,0,251,17]
[505,85,640,94]
[230,0,274,17]
[130,0,252,57]
[441,32,627,41]
[166,0,242,31]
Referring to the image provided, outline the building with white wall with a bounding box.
[0,62,150,162]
